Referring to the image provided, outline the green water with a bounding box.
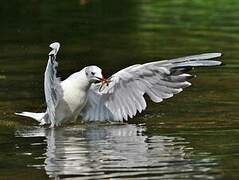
[0,0,239,179]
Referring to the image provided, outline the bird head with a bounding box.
[85,66,107,83]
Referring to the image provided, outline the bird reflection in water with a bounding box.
[16,124,217,179]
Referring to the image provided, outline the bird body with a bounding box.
[58,70,89,121]
[15,42,222,127]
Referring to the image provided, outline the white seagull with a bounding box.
[15,42,222,127]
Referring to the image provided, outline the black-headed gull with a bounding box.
[15,42,222,127]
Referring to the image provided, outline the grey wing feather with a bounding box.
[44,42,63,126]
[81,53,222,122]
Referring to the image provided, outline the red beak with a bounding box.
[96,76,107,82]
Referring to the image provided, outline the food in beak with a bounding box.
[96,77,110,92]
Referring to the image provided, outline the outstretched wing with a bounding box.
[44,42,63,126]
[80,53,222,122]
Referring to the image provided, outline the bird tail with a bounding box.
[15,112,48,125]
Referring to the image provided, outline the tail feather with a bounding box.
[15,112,47,125]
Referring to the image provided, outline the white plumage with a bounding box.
[15,42,222,127]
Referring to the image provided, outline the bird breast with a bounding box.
[61,80,88,114]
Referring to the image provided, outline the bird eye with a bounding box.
[91,72,95,75]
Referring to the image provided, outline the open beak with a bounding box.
[96,76,108,82]
[96,76,111,92]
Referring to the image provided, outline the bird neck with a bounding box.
[67,69,91,91]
